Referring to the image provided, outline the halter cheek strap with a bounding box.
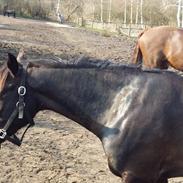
[0,64,35,146]
[17,86,26,119]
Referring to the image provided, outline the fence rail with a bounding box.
[75,18,153,37]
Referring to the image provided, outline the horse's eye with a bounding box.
[7,83,13,89]
[5,83,15,91]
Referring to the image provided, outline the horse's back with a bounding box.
[102,70,183,180]
[138,26,183,51]
[136,26,183,70]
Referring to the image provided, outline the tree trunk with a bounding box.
[135,0,139,24]
[182,0,183,27]
[177,0,181,27]
[56,0,60,16]
[124,0,127,25]
[130,0,133,24]
[108,0,112,22]
[93,1,95,20]
[140,0,143,26]
[101,0,103,22]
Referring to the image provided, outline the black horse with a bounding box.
[3,5,16,18]
[0,53,183,183]
[3,10,16,18]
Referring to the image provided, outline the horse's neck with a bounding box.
[29,66,131,138]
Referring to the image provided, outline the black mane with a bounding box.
[29,56,141,70]
[27,56,178,76]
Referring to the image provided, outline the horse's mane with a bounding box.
[0,56,177,89]
[29,56,141,71]
[28,56,178,77]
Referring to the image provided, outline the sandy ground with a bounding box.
[0,16,182,183]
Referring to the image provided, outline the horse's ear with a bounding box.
[17,48,26,62]
[7,53,19,77]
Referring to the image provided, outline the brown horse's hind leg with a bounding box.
[143,51,169,70]
[157,59,169,70]
[154,51,169,69]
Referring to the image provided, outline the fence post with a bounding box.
[128,23,132,37]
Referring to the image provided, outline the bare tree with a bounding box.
[100,0,103,22]
[140,0,143,25]
[182,0,183,27]
[92,1,95,20]
[108,0,112,22]
[130,0,133,24]
[124,0,127,24]
[56,0,61,19]
[177,0,181,27]
[0,0,180,26]
[135,0,139,24]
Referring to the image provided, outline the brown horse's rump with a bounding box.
[132,26,183,71]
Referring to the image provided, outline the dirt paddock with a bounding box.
[0,16,182,183]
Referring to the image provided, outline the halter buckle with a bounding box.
[0,129,7,139]
[18,86,26,96]
[16,101,25,108]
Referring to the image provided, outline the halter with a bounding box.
[0,64,35,146]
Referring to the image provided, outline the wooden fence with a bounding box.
[75,18,152,37]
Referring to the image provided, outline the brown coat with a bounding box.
[132,26,183,71]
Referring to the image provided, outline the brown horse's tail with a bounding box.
[132,29,148,65]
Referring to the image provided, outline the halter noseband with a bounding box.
[0,64,35,146]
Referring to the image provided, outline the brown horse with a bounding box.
[0,52,183,183]
[132,26,183,71]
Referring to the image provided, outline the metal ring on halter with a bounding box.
[0,129,7,139]
[16,101,25,108]
[18,86,26,96]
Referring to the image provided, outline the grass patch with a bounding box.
[83,26,118,37]
[101,30,111,37]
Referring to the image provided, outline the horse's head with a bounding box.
[0,53,36,146]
